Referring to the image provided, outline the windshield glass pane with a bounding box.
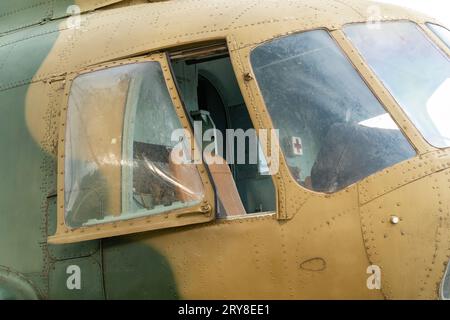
[345,21,450,148]
[428,23,450,48]
[251,30,415,193]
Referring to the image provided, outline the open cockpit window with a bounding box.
[171,46,277,217]
[250,30,416,193]
[50,56,215,244]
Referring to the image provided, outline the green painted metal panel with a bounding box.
[48,256,104,299]
[0,0,125,36]
[0,266,40,300]
[0,22,60,90]
[0,86,47,273]
[103,238,179,300]
[0,20,61,299]
[0,1,53,35]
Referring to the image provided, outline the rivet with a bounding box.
[243,73,254,81]
[390,215,400,225]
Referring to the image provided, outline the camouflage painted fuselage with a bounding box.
[1,0,449,299]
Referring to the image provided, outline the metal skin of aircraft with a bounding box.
[0,0,450,300]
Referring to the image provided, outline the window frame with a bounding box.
[48,53,216,244]
[424,22,450,56]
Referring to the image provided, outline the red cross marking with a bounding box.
[292,137,302,155]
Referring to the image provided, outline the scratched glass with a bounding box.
[65,62,204,228]
[251,30,415,193]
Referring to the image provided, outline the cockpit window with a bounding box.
[345,21,450,148]
[251,30,415,193]
[65,62,204,228]
[427,23,450,48]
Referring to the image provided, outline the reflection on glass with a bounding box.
[65,62,204,228]
[358,113,400,130]
[345,21,450,148]
[427,79,450,141]
[258,141,270,176]
[251,30,415,193]
[428,23,450,48]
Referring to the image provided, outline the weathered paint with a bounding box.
[0,18,61,298]
[0,0,449,300]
